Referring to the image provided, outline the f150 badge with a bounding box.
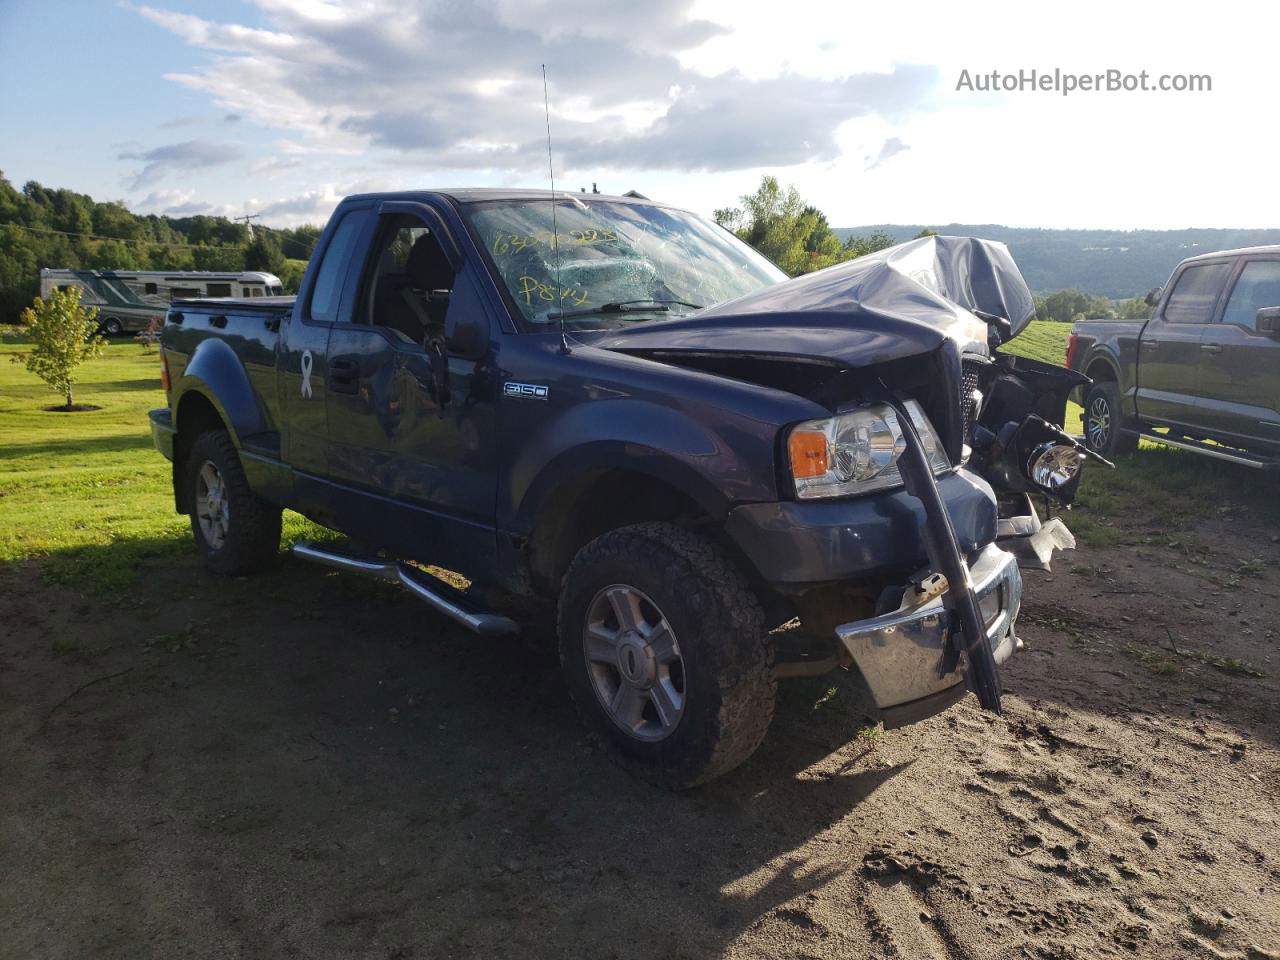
[504,382,549,400]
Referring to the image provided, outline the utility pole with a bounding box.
[233,213,261,238]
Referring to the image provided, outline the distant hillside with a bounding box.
[835,225,1280,298]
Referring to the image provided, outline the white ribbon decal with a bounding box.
[300,349,313,399]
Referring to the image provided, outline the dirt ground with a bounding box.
[3,513,1279,960]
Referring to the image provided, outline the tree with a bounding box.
[842,231,895,258]
[278,258,308,294]
[715,176,897,275]
[1035,288,1093,323]
[12,287,105,409]
[244,230,285,275]
[714,176,816,274]
[913,227,939,239]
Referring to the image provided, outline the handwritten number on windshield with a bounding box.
[518,275,589,308]
[492,230,618,258]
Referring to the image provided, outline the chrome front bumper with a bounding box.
[834,543,1023,726]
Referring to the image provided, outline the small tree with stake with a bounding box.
[11,287,105,411]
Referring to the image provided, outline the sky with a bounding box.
[1,0,1276,230]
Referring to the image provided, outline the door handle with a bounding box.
[328,358,359,394]
[1200,342,1223,354]
[264,315,281,332]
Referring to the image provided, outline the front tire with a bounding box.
[557,523,776,789]
[101,316,123,336]
[186,430,281,575]
[1083,381,1138,456]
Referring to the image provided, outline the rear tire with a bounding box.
[186,430,281,575]
[557,522,776,789]
[101,317,123,336]
[1083,381,1138,456]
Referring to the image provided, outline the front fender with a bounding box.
[173,336,268,445]
[503,398,772,534]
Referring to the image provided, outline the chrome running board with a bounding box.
[290,541,520,637]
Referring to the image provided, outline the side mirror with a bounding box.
[1144,287,1162,307]
[1256,306,1280,338]
[445,315,488,360]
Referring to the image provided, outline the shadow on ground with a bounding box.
[3,519,1278,959]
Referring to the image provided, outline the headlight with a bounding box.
[787,400,951,500]
[1027,442,1082,491]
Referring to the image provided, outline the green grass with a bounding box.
[0,337,320,591]
[1002,319,1071,367]
[2,319,1275,591]
[1002,321,1083,434]
[1122,640,1265,679]
[1,339,186,587]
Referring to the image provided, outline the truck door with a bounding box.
[1197,256,1280,451]
[1137,259,1232,431]
[323,204,499,573]
[278,204,377,515]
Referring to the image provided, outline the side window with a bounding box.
[309,215,364,323]
[145,282,158,294]
[1163,262,1230,324]
[206,282,232,297]
[171,287,199,299]
[361,214,456,344]
[1221,261,1280,331]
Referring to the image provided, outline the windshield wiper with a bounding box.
[546,298,703,321]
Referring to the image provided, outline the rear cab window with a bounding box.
[307,212,372,323]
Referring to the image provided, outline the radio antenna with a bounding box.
[542,64,570,353]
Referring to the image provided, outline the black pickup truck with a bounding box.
[1068,245,1280,468]
[149,189,1098,787]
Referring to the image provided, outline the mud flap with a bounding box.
[890,401,1003,714]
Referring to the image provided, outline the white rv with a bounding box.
[39,269,284,335]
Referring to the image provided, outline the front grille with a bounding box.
[960,360,983,442]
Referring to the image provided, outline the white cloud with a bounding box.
[133,0,936,175]
[866,137,909,170]
[111,0,1280,229]
[118,139,244,189]
[133,188,237,217]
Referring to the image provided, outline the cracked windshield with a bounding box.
[465,199,786,329]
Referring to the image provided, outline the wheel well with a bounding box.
[525,468,790,625]
[526,469,708,592]
[173,392,227,511]
[1086,358,1117,384]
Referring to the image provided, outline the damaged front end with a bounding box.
[599,235,1106,722]
[966,352,1113,569]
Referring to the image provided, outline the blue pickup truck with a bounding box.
[149,189,1097,786]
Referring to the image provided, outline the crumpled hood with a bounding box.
[593,235,1035,369]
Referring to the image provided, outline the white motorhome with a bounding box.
[39,269,284,334]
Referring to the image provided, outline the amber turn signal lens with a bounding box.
[789,430,828,479]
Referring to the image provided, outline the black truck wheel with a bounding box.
[557,522,776,789]
[1083,381,1138,456]
[186,430,281,575]
[101,316,123,336]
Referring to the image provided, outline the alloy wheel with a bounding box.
[583,584,686,742]
[195,460,230,551]
[1086,395,1112,450]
